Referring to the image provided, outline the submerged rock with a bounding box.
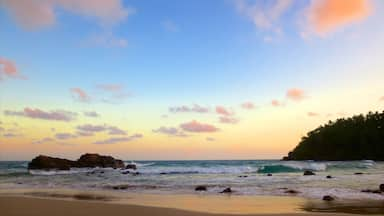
[361,189,381,194]
[28,153,125,170]
[195,186,207,191]
[322,195,334,201]
[125,164,137,170]
[303,170,315,176]
[284,189,299,194]
[380,184,384,192]
[354,172,363,175]
[326,175,333,179]
[267,173,272,176]
[220,188,232,193]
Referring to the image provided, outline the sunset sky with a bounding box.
[1,0,383,160]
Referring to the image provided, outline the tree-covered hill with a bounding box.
[284,111,384,161]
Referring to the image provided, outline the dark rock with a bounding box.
[220,188,232,193]
[160,172,167,175]
[278,187,288,190]
[28,155,76,170]
[303,170,315,176]
[112,185,129,190]
[380,184,384,192]
[238,175,248,178]
[28,153,125,170]
[132,172,140,176]
[125,164,137,170]
[326,175,333,179]
[121,171,130,175]
[195,186,207,191]
[354,172,363,175]
[361,189,381,194]
[322,195,334,201]
[285,189,299,194]
[267,173,272,176]
[76,153,124,169]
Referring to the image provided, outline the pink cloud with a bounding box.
[380,96,384,101]
[180,120,219,133]
[306,0,372,35]
[241,102,255,110]
[93,134,142,144]
[83,111,99,117]
[96,84,123,92]
[55,133,77,140]
[0,57,26,80]
[4,108,77,121]
[271,99,283,107]
[286,88,306,101]
[219,116,239,124]
[70,88,91,102]
[307,112,319,117]
[1,0,134,30]
[215,106,234,116]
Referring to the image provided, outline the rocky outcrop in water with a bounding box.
[28,153,125,170]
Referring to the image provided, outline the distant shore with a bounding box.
[1,189,384,215]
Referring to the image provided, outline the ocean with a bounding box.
[1,160,383,200]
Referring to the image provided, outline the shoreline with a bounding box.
[1,188,384,215]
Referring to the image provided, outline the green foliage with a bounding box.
[285,111,384,161]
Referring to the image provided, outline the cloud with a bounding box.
[180,120,219,133]
[235,0,293,30]
[86,32,128,48]
[4,108,77,121]
[55,133,77,140]
[307,112,319,117]
[152,126,187,137]
[305,0,372,35]
[3,132,21,138]
[108,126,127,135]
[70,88,91,102]
[219,116,239,124]
[93,133,142,144]
[271,99,283,107]
[380,96,384,101]
[0,0,134,30]
[241,102,255,110]
[76,124,127,135]
[206,137,215,142]
[32,137,54,144]
[76,131,94,137]
[162,20,179,32]
[0,57,26,80]
[215,106,234,116]
[169,104,210,113]
[96,83,123,92]
[83,111,99,117]
[286,88,306,101]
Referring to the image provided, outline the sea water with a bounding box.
[0,160,383,200]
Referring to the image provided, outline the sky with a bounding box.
[0,0,383,160]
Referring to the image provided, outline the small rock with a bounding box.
[220,188,232,193]
[121,171,130,175]
[160,172,167,175]
[125,164,137,170]
[132,172,140,176]
[326,175,332,179]
[322,195,334,201]
[238,175,248,178]
[195,186,207,191]
[361,189,381,194]
[303,170,315,176]
[285,189,299,194]
[380,184,384,192]
[112,185,128,190]
[354,172,363,175]
[267,173,272,176]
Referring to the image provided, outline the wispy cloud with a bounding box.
[96,84,123,92]
[55,133,77,140]
[380,96,384,101]
[76,124,127,136]
[86,32,128,48]
[219,116,239,124]
[32,137,55,144]
[169,104,210,113]
[152,126,187,137]
[307,112,319,117]
[215,106,234,116]
[180,120,219,133]
[241,101,256,110]
[83,111,99,118]
[304,0,372,36]
[4,108,77,121]
[162,20,179,32]
[0,57,26,80]
[206,137,215,142]
[235,0,293,31]
[0,0,134,30]
[108,126,127,135]
[286,88,306,102]
[70,88,91,102]
[93,134,142,144]
[271,99,283,107]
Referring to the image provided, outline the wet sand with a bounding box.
[0,196,375,216]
